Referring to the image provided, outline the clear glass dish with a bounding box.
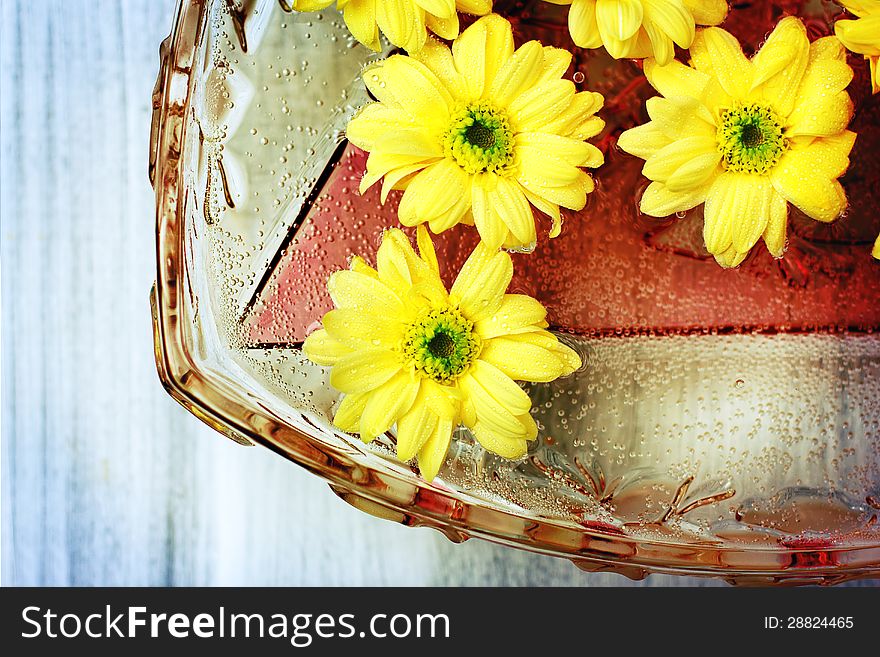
[150,0,880,584]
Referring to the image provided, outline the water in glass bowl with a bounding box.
[189,0,879,550]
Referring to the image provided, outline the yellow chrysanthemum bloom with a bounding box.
[835,0,880,94]
[290,0,492,52]
[542,0,728,66]
[303,226,581,481]
[346,14,606,251]
[617,18,857,267]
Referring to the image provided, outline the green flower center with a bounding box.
[403,308,481,384]
[717,103,788,175]
[443,102,515,175]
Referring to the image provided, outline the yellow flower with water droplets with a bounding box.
[346,14,606,251]
[542,0,728,66]
[835,0,880,94]
[290,0,492,53]
[303,226,581,481]
[617,18,857,268]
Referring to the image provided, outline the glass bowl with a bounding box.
[150,0,880,584]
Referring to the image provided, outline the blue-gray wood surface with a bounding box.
[1,0,876,587]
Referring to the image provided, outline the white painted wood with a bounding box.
[1,0,874,588]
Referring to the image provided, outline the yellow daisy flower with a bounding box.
[617,18,857,267]
[541,0,728,66]
[303,226,581,481]
[345,14,606,251]
[290,0,492,53]
[835,0,880,94]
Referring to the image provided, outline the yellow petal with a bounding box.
[681,0,727,26]
[359,151,432,197]
[517,173,588,210]
[416,224,440,274]
[792,131,856,179]
[360,372,420,441]
[601,27,646,60]
[396,394,438,462]
[363,56,451,121]
[644,96,716,140]
[322,308,403,349]
[398,159,471,227]
[508,79,576,133]
[425,192,471,233]
[489,40,546,107]
[703,172,773,256]
[701,173,735,254]
[343,0,381,51]
[471,423,529,459]
[786,88,854,139]
[873,233,880,260]
[519,185,562,234]
[330,349,403,394]
[713,244,748,268]
[293,0,334,11]
[459,374,531,438]
[375,0,427,53]
[569,0,603,49]
[453,14,515,99]
[540,90,605,139]
[786,36,854,138]
[665,151,722,192]
[641,135,718,182]
[347,104,443,159]
[835,16,880,57]
[475,294,548,339]
[644,0,695,48]
[415,0,455,20]
[733,176,774,253]
[450,241,513,322]
[417,417,454,481]
[644,58,710,99]
[333,392,370,433]
[617,121,672,160]
[303,328,354,366]
[642,22,673,67]
[421,379,460,420]
[469,360,532,415]
[471,173,508,250]
[517,143,582,187]
[762,190,789,258]
[596,0,644,42]
[490,177,537,246]
[640,179,713,216]
[479,336,566,382]
[349,255,378,278]
[455,0,492,15]
[770,148,848,223]
[410,37,469,101]
[425,10,459,41]
[538,46,574,84]
[376,229,416,291]
[689,26,753,99]
[504,330,581,373]
[328,269,404,315]
[750,16,810,117]
[517,131,600,168]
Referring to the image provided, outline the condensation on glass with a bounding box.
[151,0,880,584]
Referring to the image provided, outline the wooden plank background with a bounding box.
[1,0,875,587]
